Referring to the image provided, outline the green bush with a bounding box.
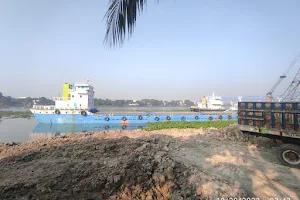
[146,120,237,131]
[0,111,32,118]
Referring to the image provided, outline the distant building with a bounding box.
[17,97,29,99]
[163,100,169,106]
[128,100,138,106]
[179,100,184,106]
[129,103,139,106]
[33,100,39,105]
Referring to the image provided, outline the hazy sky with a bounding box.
[1,0,300,101]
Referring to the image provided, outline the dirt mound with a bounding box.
[0,134,247,200]
[0,126,299,200]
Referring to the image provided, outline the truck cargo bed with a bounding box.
[238,101,300,144]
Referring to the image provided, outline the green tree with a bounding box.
[104,0,150,47]
[125,100,134,105]
[114,99,126,106]
[94,98,106,106]
[0,96,12,106]
[24,97,33,107]
[136,100,146,106]
[36,97,54,105]
[184,100,195,106]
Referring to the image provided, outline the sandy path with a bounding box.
[170,137,300,199]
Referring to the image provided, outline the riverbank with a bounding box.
[0,125,299,200]
[0,118,237,143]
[0,111,32,119]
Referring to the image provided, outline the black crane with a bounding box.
[266,52,300,101]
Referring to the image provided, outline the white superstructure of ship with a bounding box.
[190,93,225,112]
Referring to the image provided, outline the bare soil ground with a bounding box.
[0,125,299,200]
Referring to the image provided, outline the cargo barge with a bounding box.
[30,81,237,124]
[32,123,148,133]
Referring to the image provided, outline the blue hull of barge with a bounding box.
[33,123,148,133]
[33,113,237,124]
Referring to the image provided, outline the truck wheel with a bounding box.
[277,143,300,168]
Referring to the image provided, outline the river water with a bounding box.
[0,118,38,142]
[0,118,148,143]
[0,106,190,143]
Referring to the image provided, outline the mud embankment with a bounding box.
[0,125,299,200]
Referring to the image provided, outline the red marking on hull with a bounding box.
[121,121,129,125]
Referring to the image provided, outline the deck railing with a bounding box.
[52,97,71,101]
[32,105,91,110]
[32,105,55,110]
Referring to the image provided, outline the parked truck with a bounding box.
[238,101,300,168]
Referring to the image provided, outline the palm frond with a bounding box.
[104,0,149,47]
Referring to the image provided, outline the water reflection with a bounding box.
[0,118,148,142]
[0,118,38,142]
[32,123,148,134]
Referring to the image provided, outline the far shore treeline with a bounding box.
[0,92,198,108]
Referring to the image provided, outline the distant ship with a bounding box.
[30,81,237,124]
[190,93,226,112]
[225,97,243,112]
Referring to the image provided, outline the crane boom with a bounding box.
[266,75,286,100]
[266,52,300,101]
[279,67,300,101]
